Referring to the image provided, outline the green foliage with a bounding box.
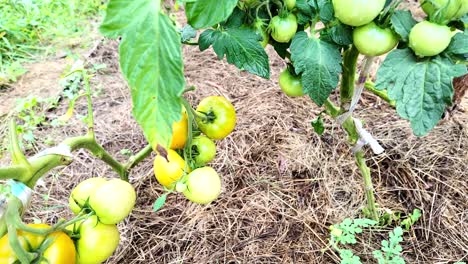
[185,0,238,29]
[0,0,103,82]
[100,0,185,149]
[14,96,58,148]
[400,209,421,230]
[331,218,378,245]
[375,49,466,136]
[391,10,417,42]
[290,32,342,106]
[311,115,325,135]
[199,28,270,78]
[373,227,405,264]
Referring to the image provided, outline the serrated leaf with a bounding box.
[153,194,167,212]
[446,32,468,55]
[329,23,353,46]
[100,0,184,148]
[311,116,325,135]
[290,32,342,106]
[186,0,238,29]
[296,0,315,25]
[391,10,417,42]
[376,48,466,136]
[199,28,270,78]
[317,0,334,23]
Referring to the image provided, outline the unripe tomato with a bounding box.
[89,179,136,225]
[154,149,189,187]
[409,21,452,57]
[455,0,468,18]
[69,178,107,215]
[169,111,188,149]
[332,0,386,27]
[0,224,76,264]
[196,96,237,140]
[285,0,296,10]
[183,167,221,204]
[269,14,298,43]
[278,69,304,97]
[420,0,461,21]
[191,135,217,166]
[73,216,120,264]
[353,22,399,56]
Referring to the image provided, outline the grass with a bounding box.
[0,0,104,86]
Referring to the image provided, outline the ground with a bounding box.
[0,2,467,264]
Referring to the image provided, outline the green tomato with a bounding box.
[353,22,399,56]
[455,0,468,18]
[196,96,237,140]
[74,216,120,264]
[420,0,462,21]
[332,0,386,27]
[191,135,217,166]
[269,14,298,43]
[69,178,107,215]
[183,167,221,204]
[278,69,304,97]
[89,179,136,225]
[285,0,296,10]
[409,21,452,57]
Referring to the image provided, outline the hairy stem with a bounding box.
[355,151,379,220]
[340,45,359,108]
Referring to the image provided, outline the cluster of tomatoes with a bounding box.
[153,96,237,204]
[0,178,136,264]
[243,0,467,98]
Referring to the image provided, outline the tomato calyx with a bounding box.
[196,110,217,124]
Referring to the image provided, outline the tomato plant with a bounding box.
[353,22,399,56]
[196,96,237,140]
[269,13,298,43]
[278,68,304,97]
[0,0,467,262]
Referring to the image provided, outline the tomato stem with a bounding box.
[364,81,396,107]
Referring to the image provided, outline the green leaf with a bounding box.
[311,115,325,135]
[179,25,197,42]
[153,194,167,212]
[296,0,315,25]
[376,48,466,136]
[446,32,468,56]
[327,23,353,46]
[100,0,184,148]
[199,28,270,78]
[317,0,334,23]
[290,32,342,106]
[391,10,417,42]
[186,0,238,29]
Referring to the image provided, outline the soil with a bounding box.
[1,1,468,263]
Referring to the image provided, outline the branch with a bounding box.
[364,82,396,107]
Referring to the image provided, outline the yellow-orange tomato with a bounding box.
[170,112,188,149]
[0,223,76,264]
[153,149,189,188]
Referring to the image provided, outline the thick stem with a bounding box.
[340,45,359,108]
[355,151,379,220]
[9,120,29,167]
[122,145,153,181]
